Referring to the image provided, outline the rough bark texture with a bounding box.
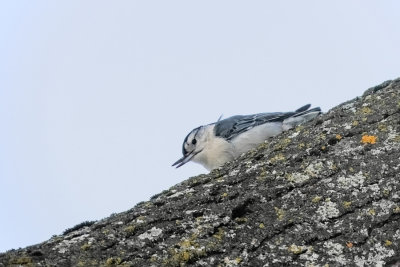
[1,79,400,267]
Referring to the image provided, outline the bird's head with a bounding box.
[172,126,208,168]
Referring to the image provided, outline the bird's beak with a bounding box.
[172,150,201,168]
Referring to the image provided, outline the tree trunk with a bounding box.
[1,79,400,267]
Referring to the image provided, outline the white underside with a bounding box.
[192,111,320,171]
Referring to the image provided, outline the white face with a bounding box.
[172,126,206,168]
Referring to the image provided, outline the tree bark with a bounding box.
[1,79,400,267]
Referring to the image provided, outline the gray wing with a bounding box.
[214,104,313,141]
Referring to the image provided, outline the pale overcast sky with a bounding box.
[1,1,400,252]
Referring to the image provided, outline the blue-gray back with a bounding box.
[213,104,318,141]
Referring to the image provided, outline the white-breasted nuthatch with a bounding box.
[173,104,321,171]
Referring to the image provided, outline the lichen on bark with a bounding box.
[1,78,400,267]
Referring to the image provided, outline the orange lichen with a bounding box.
[336,134,342,140]
[361,135,377,144]
[346,242,353,248]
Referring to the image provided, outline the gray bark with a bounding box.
[1,79,400,267]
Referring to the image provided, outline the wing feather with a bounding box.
[214,104,317,141]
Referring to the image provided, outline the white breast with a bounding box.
[191,125,236,171]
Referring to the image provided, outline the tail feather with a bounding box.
[282,105,321,131]
[295,104,311,113]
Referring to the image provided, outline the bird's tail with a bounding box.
[282,104,321,131]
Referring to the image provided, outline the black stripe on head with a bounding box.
[182,126,201,155]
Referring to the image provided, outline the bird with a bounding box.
[172,104,321,171]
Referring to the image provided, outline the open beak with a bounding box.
[172,150,201,168]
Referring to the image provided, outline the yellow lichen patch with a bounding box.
[288,244,306,254]
[352,120,359,126]
[164,234,206,266]
[385,240,393,246]
[361,135,377,144]
[274,138,291,150]
[393,135,400,142]
[312,196,322,203]
[213,228,225,241]
[145,201,154,208]
[257,169,267,181]
[368,209,376,216]
[274,207,285,221]
[195,216,203,222]
[318,133,327,140]
[259,223,265,229]
[124,225,136,237]
[221,192,228,198]
[269,153,285,163]
[8,256,33,267]
[378,123,388,132]
[136,216,146,223]
[393,206,400,213]
[105,257,122,266]
[235,257,242,264]
[382,189,391,197]
[235,217,248,223]
[321,145,326,151]
[343,201,352,209]
[256,175,266,182]
[346,242,353,248]
[361,106,372,115]
[298,143,305,149]
[336,134,342,140]
[81,243,91,251]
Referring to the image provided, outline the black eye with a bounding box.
[192,139,197,145]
